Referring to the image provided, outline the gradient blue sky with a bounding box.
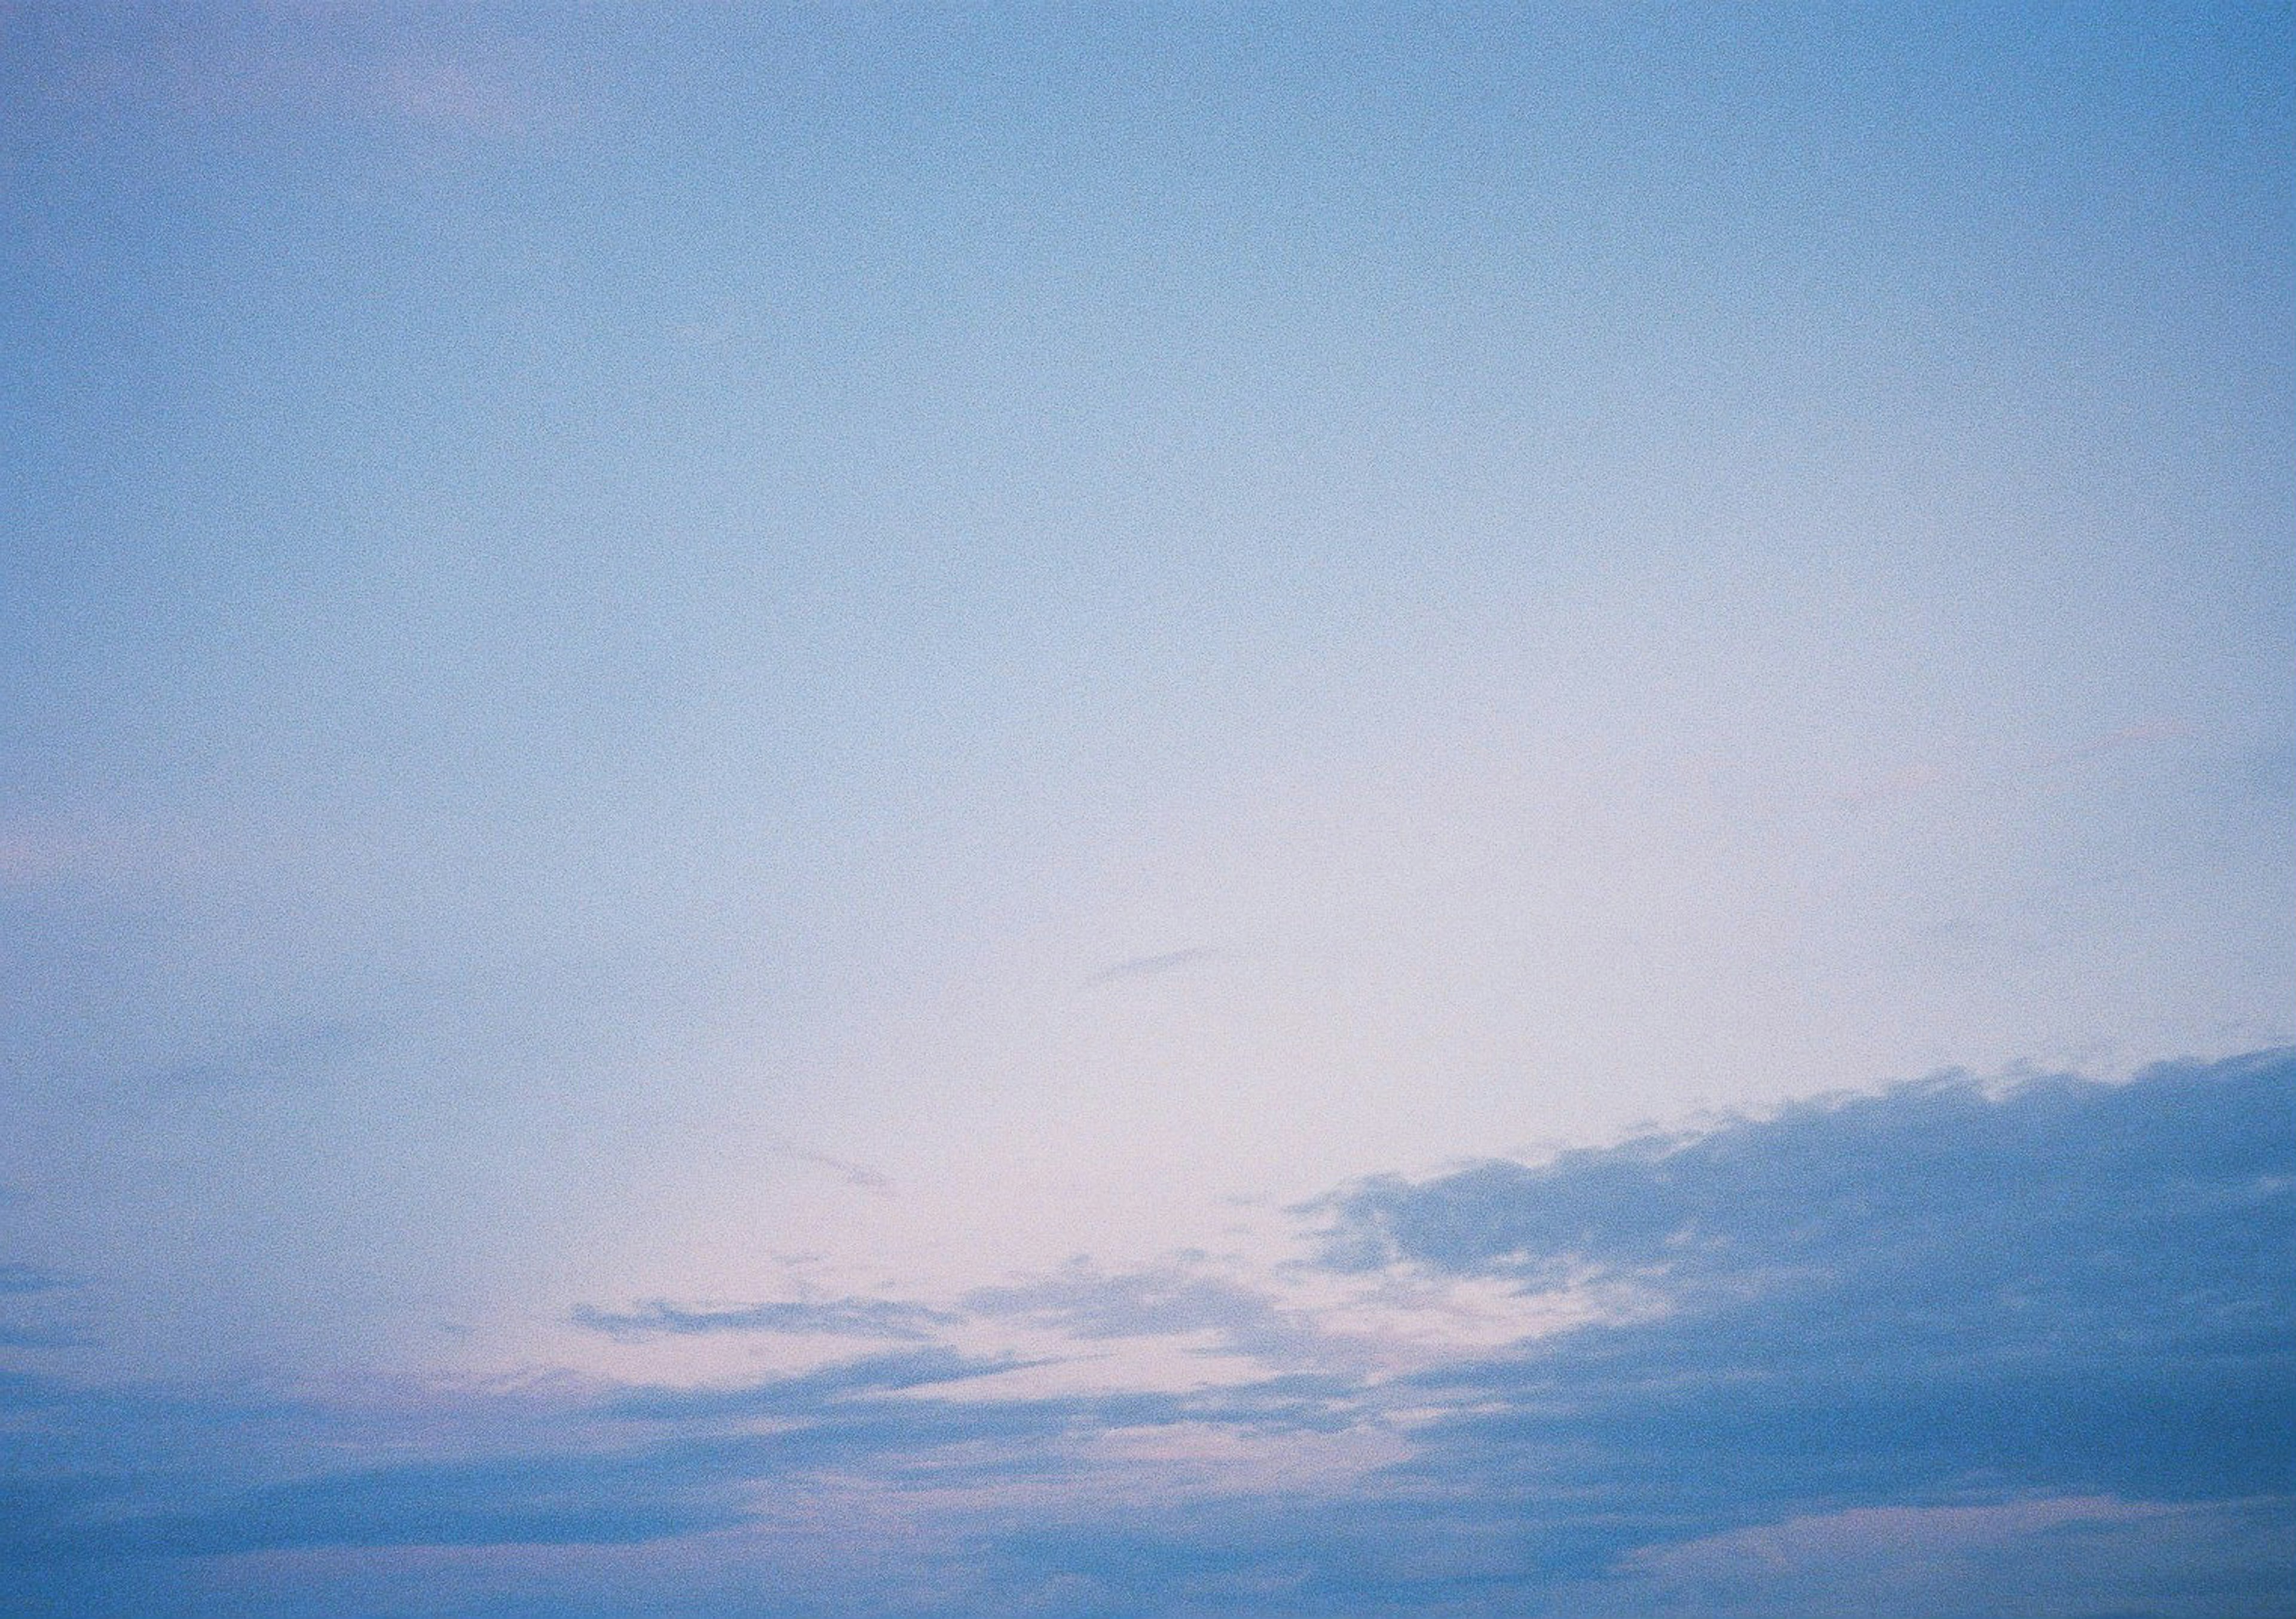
[2,5,2291,1615]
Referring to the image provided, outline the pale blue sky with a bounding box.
[1,6,2291,1614]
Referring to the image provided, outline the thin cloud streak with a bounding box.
[1085,948,1217,987]
[572,1296,955,1343]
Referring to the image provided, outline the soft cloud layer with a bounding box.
[4,1050,2288,1616]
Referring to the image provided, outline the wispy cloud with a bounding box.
[0,1263,84,1348]
[0,1262,77,1296]
[1085,948,1217,987]
[573,1296,953,1342]
[783,1145,896,1193]
[600,1346,1035,1421]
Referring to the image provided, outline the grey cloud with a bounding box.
[0,1263,77,1295]
[962,1258,1328,1363]
[573,1296,954,1342]
[114,1452,750,1558]
[1327,1049,2296,1565]
[3,1050,2289,1617]
[939,1049,2296,1615]
[0,1323,80,1348]
[783,1146,895,1192]
[1315,1050,2295,1295]
[3,1355,1357,1581]
[0,1263,86,1347]
[602,1346,1030,1421]
[1538,1495,2296,1619]
[1085,948,1216,986]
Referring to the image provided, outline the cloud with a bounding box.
[572,1296,952,1342]
[0,1263,77,1296]
[962,1258,1319,1362]
[116,1456,750,1559]
[601,1346,1031,1421]
[2,1050,2289,1615]
[1315,1048,2296,1551]
[1085,948,1216,986]
[937,1049,2296,1613]
[0,1264,84,1348]
[780,1145,897,1193]
[1563,1495,2296,1619]
[0,1351,1358,1591]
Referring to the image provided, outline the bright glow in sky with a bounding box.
[2,7,2291,1616]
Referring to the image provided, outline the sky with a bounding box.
[1,4,2291,1615]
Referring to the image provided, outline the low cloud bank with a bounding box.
[4,1050,2289,1617]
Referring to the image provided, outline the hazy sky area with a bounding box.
[2,5,2291,1615]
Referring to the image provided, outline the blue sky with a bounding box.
[2,5,2291,1615]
